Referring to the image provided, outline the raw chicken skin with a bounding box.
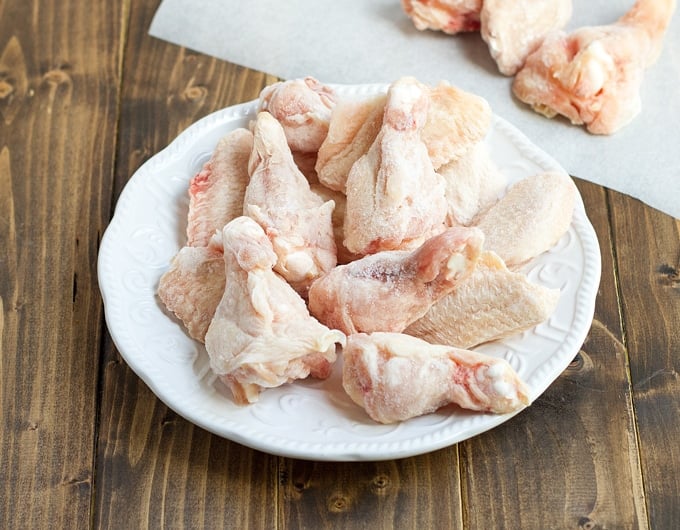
[513,0,676,134]
[186,128,253,247]
[245,111,337,295]
[343,77,448,254]
[204,217,345,405]
[405,251,560,349]
[157,234,225,343]
[480,0,573,76]
[308,227,483,335]
[316,81,490,194]
[258,77,336,153]
[342,332,530,423]
[315,94,387,192]
[474,171,577,269]
[422,81,492,169]
[402,0,482,34]
[310,183,362,265]
[439,141,506,226]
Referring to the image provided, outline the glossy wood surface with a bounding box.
[1,0,679,528]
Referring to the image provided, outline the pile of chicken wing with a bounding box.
[158,76,578,423]
[403,0,676,134]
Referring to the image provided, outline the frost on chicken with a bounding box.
[401,0,483,34]
[480,0,573,76]
[257,76,336,153]
[308,226,484,335]
[512,0,677,134]
[343,77,449,255]
[342,332,530,423]
[204,217,345,405]
[473,171,577,269]
[315,93,387,193]
[439,141,507,227]
[245,111,337,296]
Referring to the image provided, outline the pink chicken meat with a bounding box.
[204,217,345,405]
[308,226,483,335]
[342,332,530,423]
[513,0,677,134]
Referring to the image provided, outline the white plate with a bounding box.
[98,83,601,461]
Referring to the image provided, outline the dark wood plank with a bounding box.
[460,179,647,528]
[280,452,463,529]
[94,0,279,527]
[0,0,126,527]
[609,192,680,528]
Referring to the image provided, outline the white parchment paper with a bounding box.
[149,0,680,219]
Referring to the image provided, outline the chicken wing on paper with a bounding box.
[257,77,336,153]
[343,77,448,255]
[402,0,483,34]
[439,141,507,226]
[308,227,483,335]
[204,217,345,405]
[480,0,573,76]
[342,332,530,423]
[473,171,577,268]
[405,251,560,349]
[513,0,676,134]
[157,234,225,343]
[186,128,253,247]
[245,111,337,295]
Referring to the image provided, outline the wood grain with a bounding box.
[280,452,463,529]
[0,0,126,527]
[93,0,278,528]
[4,0,680,526]
[609,192,680,528]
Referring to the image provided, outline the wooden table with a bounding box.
[2,0,679,528]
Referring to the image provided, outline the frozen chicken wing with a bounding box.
[308,227,483,335]
[157,234,225,343]
[423,81,492,169]
[258,77,336,153]
[245,111,337,295]
[439,141,507,226]
[186,128,253,247]
[513,0,676,134]
[343,77,448,255]
[204,217,345,405]
[342,332,530,423]
[316,81,490,194]
[473,171,577,268]
[402,0,482,34]
[315,94,386,193]
[480,0,572,76]
[405,251,560,348]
